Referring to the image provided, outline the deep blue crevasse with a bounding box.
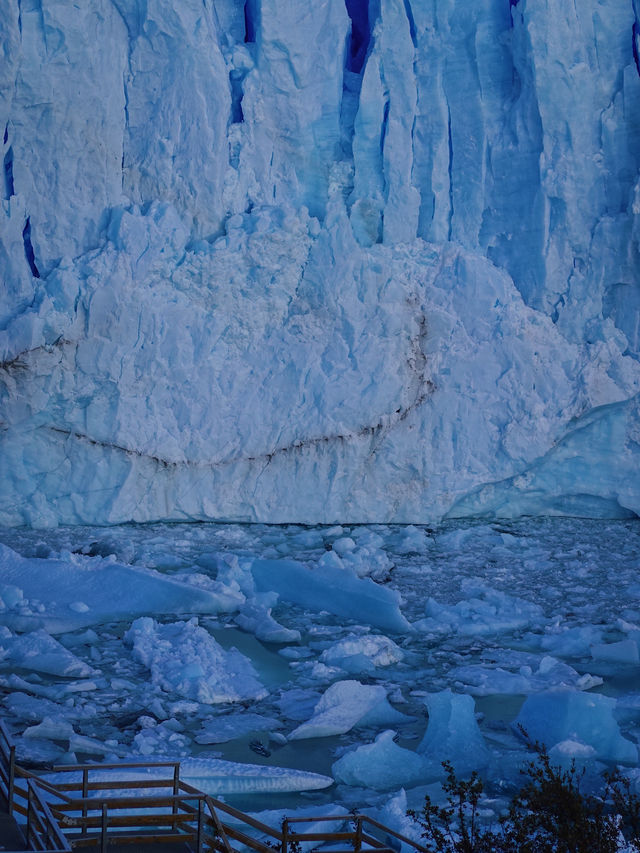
[345,0,371,73]
[22,218,40,278]
[3,147,14,199]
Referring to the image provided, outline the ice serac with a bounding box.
[1,0,640,526]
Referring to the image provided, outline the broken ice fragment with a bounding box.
[332,730,427,790]
[514,691,638,765]
[417,689,489,775]
[125,617,266,704]
[288,679,408,740]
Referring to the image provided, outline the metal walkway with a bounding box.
[0,721,426,853]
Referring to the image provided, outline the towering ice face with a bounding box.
[1,0,639,526]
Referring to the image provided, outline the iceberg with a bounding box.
[4,691,95,724]
[289,679,408,740]
[332,730,427,791]
[235,595,301,644]
[0,627,95,678]
[514,690,638,765]
[251,558,410,633]
[0,544,235,633]
[319,633,404,674]
[417,689,490,776]
[124,617,267,705]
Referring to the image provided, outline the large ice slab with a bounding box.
[251,558,410,633]
[0,544,235,633]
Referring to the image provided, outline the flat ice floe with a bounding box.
[43,759,334,795]
[0,544,238,633]
[251,558,410,633]
[195,712,282,744]
[180,757,334,794]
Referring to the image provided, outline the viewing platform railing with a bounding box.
[0,719,427,853]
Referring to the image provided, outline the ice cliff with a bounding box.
[1,0,640,526]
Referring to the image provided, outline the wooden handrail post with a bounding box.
[101,802,108,853]
[173,764,180,830]
[7,744,15,816]
[197,797,203,853]
[26,782,32,847]
[82,767,88,822]
[354,815,363,853]
[281,818,288,853]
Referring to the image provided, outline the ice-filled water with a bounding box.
[1,518,639,832]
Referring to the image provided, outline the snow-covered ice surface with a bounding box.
[1,518,640,826]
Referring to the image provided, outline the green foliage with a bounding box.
[407,739,640,853]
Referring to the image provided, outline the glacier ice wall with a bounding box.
[1,0,640,526]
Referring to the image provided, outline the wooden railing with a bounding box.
[26,780,71,852]
[0,720,428,852]
[0,715,16,816]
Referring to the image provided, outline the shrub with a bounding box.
[407,739,640,853]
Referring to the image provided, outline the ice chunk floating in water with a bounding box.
[289,680,409,740]
[320,633,404,674]
[44,760,334,795]
[332,730,428,791]
[0,545,235,633]
[125,617,267,704]
[418,690,489,776]
[251,559,410,633]
[514,691,638,765]
[180,757,334,795]
[416,582,544,637]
